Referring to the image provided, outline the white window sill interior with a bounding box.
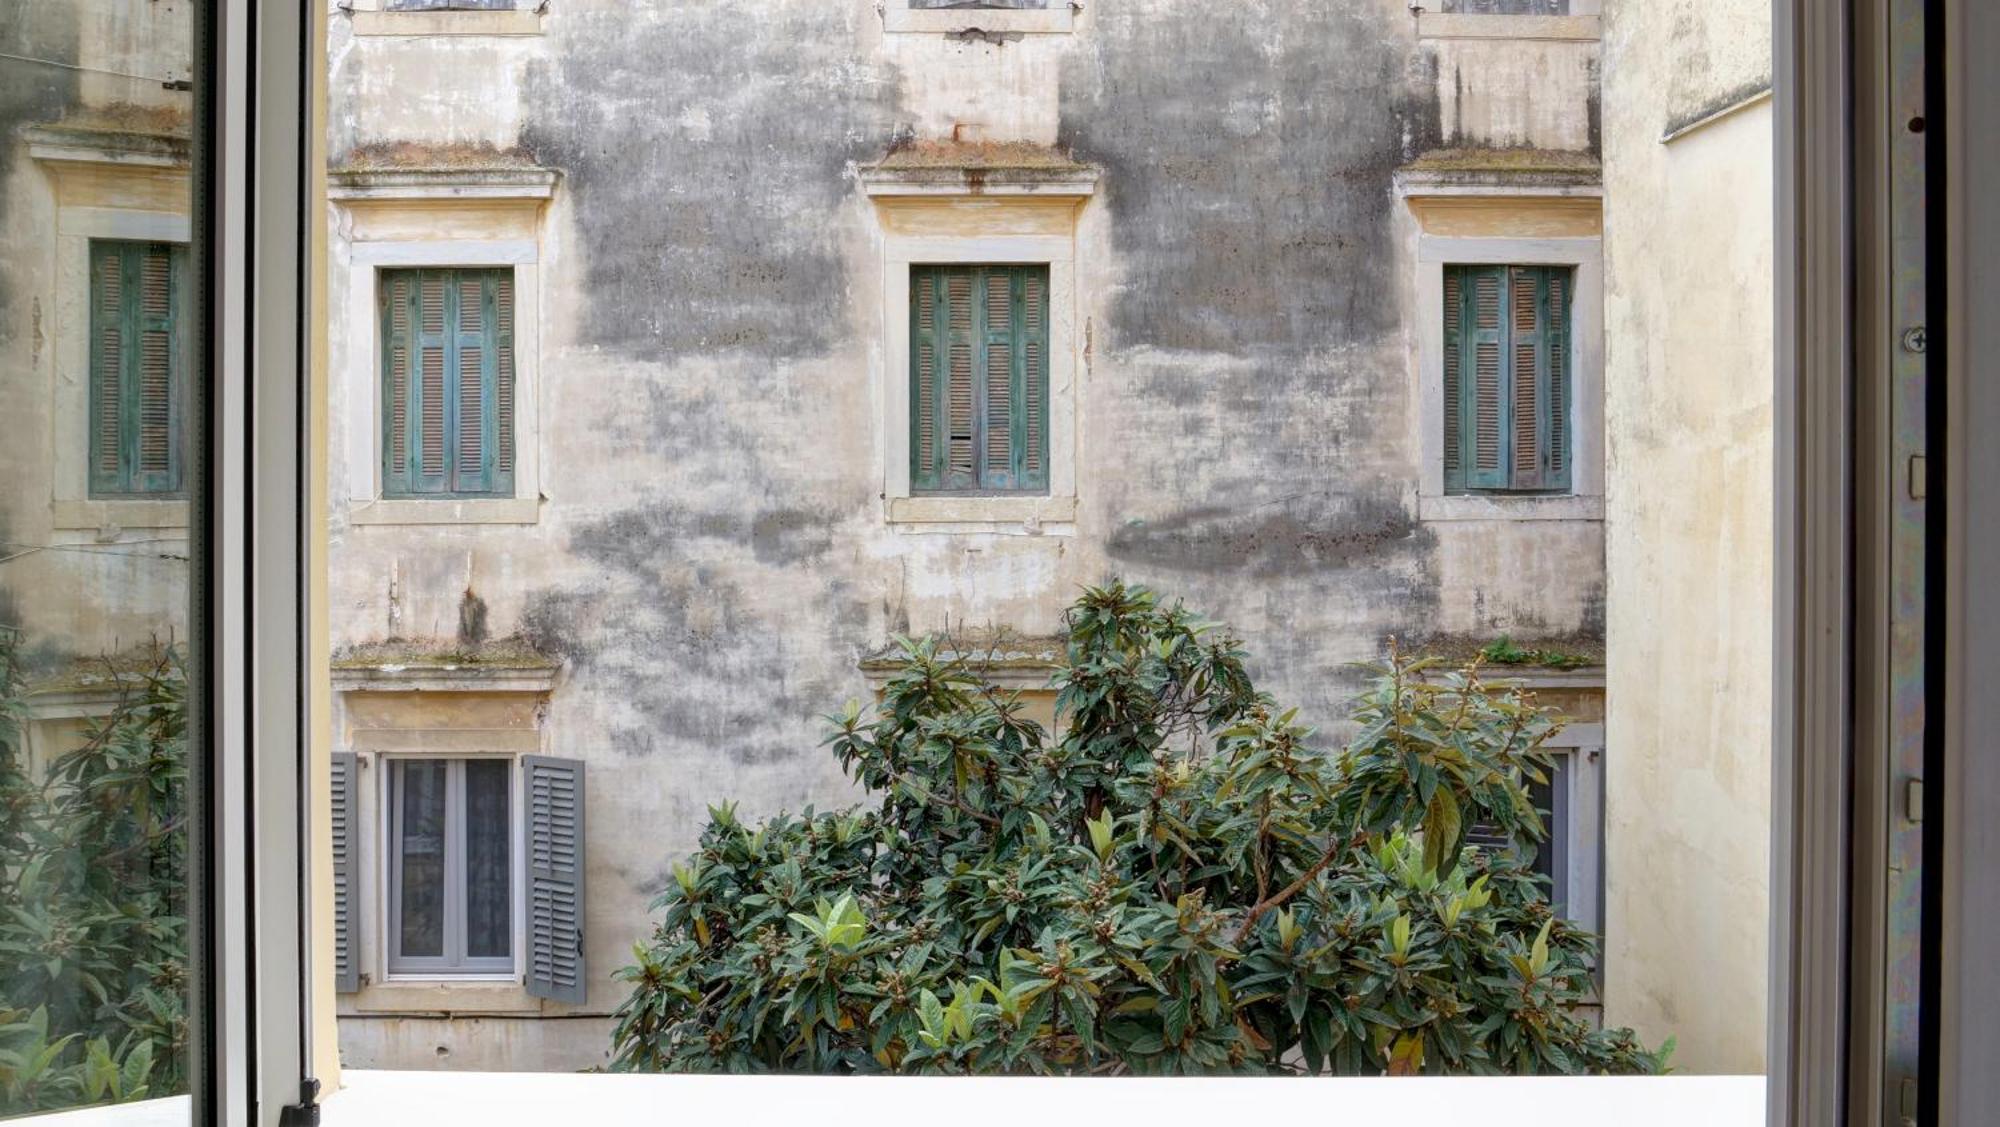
[321,1073,1764,1127]
[14,1096,188,1127]
[1418,493,1604,522]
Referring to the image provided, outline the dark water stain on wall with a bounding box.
[1059,4,1435,354]
[520,1,900,359]
[1107,493,1434,580]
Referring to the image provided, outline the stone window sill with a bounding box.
[340,978,543,1017]
[1415,13,1600,41]
[882,6,1074,35]
[50,499,190,532]
[351,10,544,37]
[347,497,541,526]
[887,494,1076,534]
[1417,493,1603,522]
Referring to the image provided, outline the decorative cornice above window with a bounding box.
[328,145,558,202]
[1394,148,1602,196]
[25,105,192,169]
[861,142,1098,200]
[858,633,1064,694]
[331,639,561,695]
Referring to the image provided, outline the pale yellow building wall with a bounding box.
[1599,0,1772,1074]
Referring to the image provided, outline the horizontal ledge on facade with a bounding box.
[346,497,542,525]
[861,171,1098,199]
[1414,13,1600,41]
[1396,150,1602,196]
[881,7,1075,35]
[339,981,544,1016]
[48,499,191,531]
[331,667,560,694]
[328,170,560,201]
[1416,493,1604,522]
[348,10,544,37]
[885,494,1078,528]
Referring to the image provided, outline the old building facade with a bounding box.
[318,0,1615,1071]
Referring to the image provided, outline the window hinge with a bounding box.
[1905,777,1924,824]
[1909,454,1927,500]
[1899,1075,1918,1127]
[278,1078,321,1127]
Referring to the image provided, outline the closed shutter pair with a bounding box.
[89,241,186,497]
[331,753,584,1002]
[1442,264,1572,494]
[379,268,517,499]
[910,264,1050,493]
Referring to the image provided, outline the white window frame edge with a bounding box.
[1413,232,1605,522]
[878,231,1082,534]
[339,238,543,526]
[46,201,194,532]
[365,750,527,991]
[881,0,1075,36]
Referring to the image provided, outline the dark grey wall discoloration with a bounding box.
[521,3,899,357]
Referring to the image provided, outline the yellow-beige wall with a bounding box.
[1600,0,1772,1074]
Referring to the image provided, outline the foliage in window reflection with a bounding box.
[0,636,186,1113]
[611,582,1671,1076]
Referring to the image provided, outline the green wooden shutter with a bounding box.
[524,755,585,1003]
[1442,268,1465,492]
[910,265,1049,494]
[381,268,515,498]
[1509,266,1546,491]
[1463,265,1510,491]
[331,752,360,993]
[89,241,185,497]
[1545,268,1572,491]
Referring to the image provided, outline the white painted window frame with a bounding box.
[881,0,1074,35]
[340,238,542,525]
[879,232,1081,534]
[369,749,527,987]
[47,205,193,532]
[1413,232,1605,522]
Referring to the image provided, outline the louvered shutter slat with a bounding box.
[1022,271,1046,483]
[524,755,585,1003]
[416,274,450,490]
[1547,270,1571,489]
[91,248,126,490]
[455,276,487,493]
[385,275,412,491]
[945,274,975,484]
[1510,267,1544,490]
[913,274,938,487]
[495,273,516,476]
[1467,268,1510,490]
[1442,269,1463,491]
[984,272,1014,482]
[332,752,360,993]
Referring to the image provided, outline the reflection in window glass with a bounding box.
[396,759,448,960]
[1,0,198,1114]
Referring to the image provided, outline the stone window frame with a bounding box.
[377,750,525,982]
[882,0,1075,36]
[333,170,554,526]
[866,176,1094,534]
[342,0,544,37]
[30,134,193,533]
[334,661,557,1013]
[1411,225,1605,523]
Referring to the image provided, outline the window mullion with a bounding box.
[446,759,467,968]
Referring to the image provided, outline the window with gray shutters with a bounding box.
[524,755,585,1002]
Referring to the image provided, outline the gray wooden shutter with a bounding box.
[524,755,585,1002]
[332,752,360,993]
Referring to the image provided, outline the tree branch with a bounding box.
[1230,831,1361,946]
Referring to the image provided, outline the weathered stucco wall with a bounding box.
[0,2,193,676]
[324,0,1607,1069]
[1599,0,1771,1075]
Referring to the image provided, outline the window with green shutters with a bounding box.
[88,240,188,497]
[1442,263,1573,494]
[379,267,517,498]
[910,264,1049,494]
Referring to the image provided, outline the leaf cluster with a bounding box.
[610,582,1669,1077]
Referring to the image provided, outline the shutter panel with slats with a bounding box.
[1445,264,1573,494]
[1465,266,1509,491]
[89,241,185,496]
[381,268,516,498]
[524,755,585,1003]
[332,752,360,993]
[909,264,1050,493]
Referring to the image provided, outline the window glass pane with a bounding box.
[2,0,200,1115]
[464,759,511,959]
[398,759,448,958]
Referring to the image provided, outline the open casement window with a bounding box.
[1443,264,1573,494]
[379,267,516,499]
[910,264,1050,494]
[88,240,187,497]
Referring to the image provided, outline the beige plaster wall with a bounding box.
[1599,0,1772,1075]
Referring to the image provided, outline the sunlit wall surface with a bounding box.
[0,0,197,1115]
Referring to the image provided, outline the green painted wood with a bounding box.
[1445,263,1573,494]
[88,240,186,497]
[380,267,515,499]
[909,264,1049,494]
